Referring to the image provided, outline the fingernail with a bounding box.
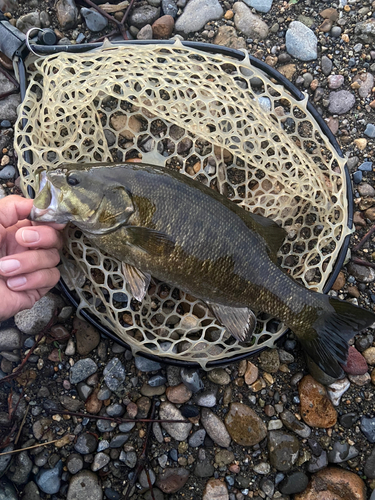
[22,229,40,243]
[7,276,27,288]
[0,259,21,273]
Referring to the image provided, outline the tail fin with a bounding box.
[296,296,375,379]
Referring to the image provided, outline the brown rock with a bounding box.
[152,15,174,39]
[156,467,190,493]
[203,478,229,500]
[294,467,366,500]
[319,19,332,32]
[48,348,63,362]
[85,388,102,414]
[244,361,258,385]
[166,383,192,404]
[326,117,339,135]
[353,211,366,226]
[265,55,278,67]
[347,285,360,298]
[277,64,296,81]
[331,271,345,290]
[110,114,142,140]
[224,402,267,446]
[213,25,246,50]
[73,317,100,355]
[49,324,71,341]
[354,138,367,150]
[365,207,375,221]
[320,8,339,22]
[259,349,280,373]
[299,375,337,428]
[363,347,375,365]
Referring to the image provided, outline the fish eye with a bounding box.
[67,174,80,186]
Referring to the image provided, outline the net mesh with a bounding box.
[15,41,351,368]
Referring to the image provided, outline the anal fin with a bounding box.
[122,262,151,302]
[207,302,257,342]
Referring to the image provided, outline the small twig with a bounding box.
[353,225,375,253]
[92,0,136,42]
[0,439,59,457]
[48,409,187,424]
[351,257,375,269]
[15,405,29,445]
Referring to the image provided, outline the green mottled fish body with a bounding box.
[30,162,375,379]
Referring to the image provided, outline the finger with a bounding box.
[6,268,60,292]
[0,196,33,228]
[15,225,64,249]
[32,221,66,231]
[0,248,60,276]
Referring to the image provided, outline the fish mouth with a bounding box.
[30,170,69,223]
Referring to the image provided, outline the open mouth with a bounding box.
[29,171,62,222]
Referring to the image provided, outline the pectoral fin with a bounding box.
[207,302,257,342]
[126,226,175,256]
[122,262,151,302]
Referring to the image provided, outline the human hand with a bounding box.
[0,195,64,321]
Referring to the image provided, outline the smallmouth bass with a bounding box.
[30,162,375,378]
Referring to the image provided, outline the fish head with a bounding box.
[30,165,134,234]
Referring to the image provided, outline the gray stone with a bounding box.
[97,385,111,400]
[118,421,135,433]
[328,75,344,90]
[364,124,375,138]
[6,451,32,485]
[103,358,125,391]
[66,454,83,475]
[175,0,223,35]
[81,8,108,32]
[194,459,214,478]
[0,95,21,123]
[137,24,153,40]
[189,429,206,447]
[280,411,311,438]
[0,328,23,351]
[77,383,93,401]
[74,433,97,454]
[70,359,98,384]
[327,441,359,463]
[130,5,161,29]
[279,472,309,495]
[14,293,63,335]
[328,90,355,115]
[361,416,375,443]
[67,470,103,500]
[0,73,17,96]
[347,263,375,283]
[307,450,328,473]
[321,55,332,76]
[91,452,110,471]
[159,402,192,441]
[243,0,273,13]
[167,365,181,386]
[16,12,41,33]
[268,431,299,472]
[148,374,167,387]
[180,368,203,393]
[106,404,125,417]
[331,26,342,38]
[355,19,375,44]
[195,389,217,407]
[162,0,178,17]
[139,468,156,488]
[21,482,40,500]
[97,419,117,433]
[0,166,16,179]
[109,434,129,448]
[0,0,17,13]
[35,460,62,494]
[135,355,161,372]
[233,2,269,39]
[286,21,318,61]
[56,0,78,30]
[201,408,231,448]
[97,440,109,452]
[364,448,375,479]
[0,445,13,477]
[0,478,17,500]
[123,451,137,468]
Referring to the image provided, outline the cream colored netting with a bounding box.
[15,41,351,368]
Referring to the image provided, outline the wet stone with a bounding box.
[268,431,299,472]
[225,403,267,446]
[134,355,161,372]
[91,452,110,471]
[203,478,229,500]
[166,383,192,404]
[97,419,117,433]
[103,358,125,391]
[279,471,309,495]
[194,459,215,478]
[280,410,311,438]
[123,451,137,468]
[364,448,375,478]
[343,346,368,374]
[180,404,199,418]
[156,467,190,494]
[347,263,375,283]
[97,440,109,452]
[260,477,274,496]
[361,416,375,443]
[67,470,103,500]
[202,408,231,448]
[35,460,62,494]
[167,365,181,386]
[74,433,97,454]
[97,385,111,400]
[327,441,359,463]
[106,404,125,417]
[118,422,135,433]
[73,318,100,355]
[109,434,129,448]
[0,445,13,475]
[70,359,98,384]
[129,5,161,29]
[307,450,328,473]
[148,374,167,387]
[162,0,178,17]
[299,375,337,428]
[180,368,203,393]
[339,412,358,428]
[208,368,230,385]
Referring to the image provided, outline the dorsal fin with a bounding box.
[247,212,287,262]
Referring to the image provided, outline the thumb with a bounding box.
[0,196,33,229]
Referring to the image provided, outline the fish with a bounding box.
[30,162,375,379]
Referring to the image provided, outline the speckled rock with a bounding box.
[233,2,269,39]
[67,470,103,500]
[55,0,78,30]
[224,403,267,446]
[203,478,229,500]
[16,12,40,33]
[159,402,192,441]
[129,5,161,29]
[213,26,246,50]
[202,408,231,448]
[175,0,223,35]
[285,21,317,61]
[103,358,125,392]
[207,368,231,385]
[259,349,280,373]
[14,293,63,335]
[268,430,299,472]
[328,90,355,115]
[166,383,192,404]
[294,467,366,500]
[347,262,375,283]
[152,15,174,39]
[343,346,369,375]
[70,359,98,384]
[355,19,375,44]
[299,375,337,428]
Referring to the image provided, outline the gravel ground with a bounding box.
[1,0,375,499]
